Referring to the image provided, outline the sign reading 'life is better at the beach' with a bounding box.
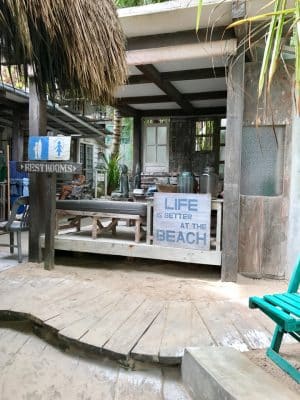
[153,193,211,250]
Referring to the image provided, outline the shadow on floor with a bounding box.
[55,250,222,281]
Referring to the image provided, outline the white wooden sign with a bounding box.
[153,193,211,250]
[28,136,71,160]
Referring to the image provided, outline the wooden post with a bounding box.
[213,118,221,169]
[11,110,23,161]
[44,173,56,270]
[28,78,47,262]
[74,138,81,163]
[6,144,10,215]
[133,116,142,173]
[221,47,245,282]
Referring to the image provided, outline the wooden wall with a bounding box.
[238,62,293,278]
[169,117,218,176]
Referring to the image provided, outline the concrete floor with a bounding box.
[0,231,28,272]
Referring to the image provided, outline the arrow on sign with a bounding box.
[17,162,82,174]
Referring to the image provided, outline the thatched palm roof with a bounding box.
[0,0,127,103]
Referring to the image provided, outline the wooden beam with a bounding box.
[140,107,226,117]
[162,67,227,82]
[137,64,194,113]
[0,96,27,110]
[28,78,48,263]
[47,114,87,136]
[126,39,237,66]
[185,91,227,101]
[221,48,245,282]
[0,117,12,127]
[128,67,227,85]
[44,173,56,270]
[115,104,140,117]
[232,0,246,19]
[220,0,247,281]
[232,0,253,62]
[117,91,227,105]
[0,112,13,120]
[127,28,235,51]
[51,103,105,138]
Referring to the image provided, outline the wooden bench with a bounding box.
[55,200,147,243]
[249,257,300,383]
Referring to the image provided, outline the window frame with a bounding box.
[142,118,169,173]
[195,120,216,153]
[80,143,94,184]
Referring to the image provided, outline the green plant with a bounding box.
[229,1,299,115]
[103,153,120,195]
[115,0,167,8]
[197,0,300,115]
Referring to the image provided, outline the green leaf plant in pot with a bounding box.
[103,153,120,195]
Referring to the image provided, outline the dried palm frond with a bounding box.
[0,0,127,103]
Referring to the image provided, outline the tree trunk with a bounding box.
[111,108,122,157]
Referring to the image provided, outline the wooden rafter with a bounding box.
[127,28,235,51]
[116,91,227,105]
[136,64,194,113]
[140,107,226,117]
[0,96,27,110]
[116,104,141,117]
[128,67,227,85]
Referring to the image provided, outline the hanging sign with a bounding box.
[28,136,71,161]
[153,192,211,250]
[17,161,82,174]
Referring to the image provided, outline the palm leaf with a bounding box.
[196,0,299,115]
[196,0,203,32]
[295,0,300,114]
[227,8,296,28]
[268,0,287,86]
[258,0,283,97]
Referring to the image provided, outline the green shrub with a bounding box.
[103,153,120,195]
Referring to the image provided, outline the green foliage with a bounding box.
[197,0,300,115]
[103,153,120,195]
[122,117,133,143]
[115,0,168,8]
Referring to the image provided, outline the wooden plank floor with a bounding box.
[0,264,291,365]
[0,321,191,400]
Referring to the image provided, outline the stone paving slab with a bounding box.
[182,347,299,400]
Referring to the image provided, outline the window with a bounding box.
[195,120,215,152]
[143,121,169,173]
[219,118,226,180]
[80,143,93,184]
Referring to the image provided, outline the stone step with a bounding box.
[182,347,299,400]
